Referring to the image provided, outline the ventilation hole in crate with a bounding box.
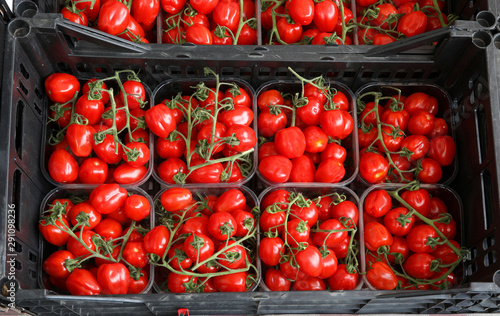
[483,235,495,250]
[28,251,37,263]
[362,71,373,79]
[466,261,478,276]
[276,69,290,78]
[470,92,476,105]
[429,71,440,79]
[484,251,497,267]
[14,241,22,253]
[94,65,110,75]
[474,83,485,100]
[343,71,355,78]
[258,68,271,78]
[411,70,425,79]
[377,71,391,79]
[76,63,90,74]
[476,104,488,164]
[33,102,42,116]
[186,67,201,76]
[29,269,37,279]
[168,66,182,75]
[309,70,322,77]
[20,63,29,79]
[395,71,408,79]
[56,62,70,73]
[239,68,252,77]
[18,80,28,96]
[481,169,493,230]
[13,170,21,232]
[469,246,477,260]
[34,87,43,100]
[15,260,21,271]
[15,100,24,160]
[221,68,235,76]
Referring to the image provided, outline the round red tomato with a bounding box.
[295,245,323,277]
[123,194,150,221]
[360,151,389,183]
[367,261,398,290]
[207,212,237,241]
[327,263,358,290]
[97,263,129,294]
[403,252,436,279]
[259,236,285,266]
[265,268,291,291]
[320,109,353,140]
[364,221,393,252]
[428,135,456,167]
[43,250,75,279]
[45,73,80,103]
[48,149,79,183]
[66,269,101,295]
[259,155,293,183]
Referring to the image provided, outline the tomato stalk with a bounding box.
[47,91,81,145]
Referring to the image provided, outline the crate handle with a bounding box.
[365,27,452,57]
[55,18,149,54]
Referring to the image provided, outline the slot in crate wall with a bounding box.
[2,16,500,314]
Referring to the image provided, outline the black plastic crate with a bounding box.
[2,15,500,315]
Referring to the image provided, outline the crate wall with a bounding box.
[2,15,500,315]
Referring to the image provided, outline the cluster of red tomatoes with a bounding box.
[363,187,463,290]
[358,88,456,184]
[261,0,354,44]
[257,81,353,184]
[259,189,360,291]
[356,0,452,45]
[40,185,152,295]
[60,0,159,43]
[45,72,151,185]
[160,0,257,44]
[153,80,256,184]
[153,187,258,292]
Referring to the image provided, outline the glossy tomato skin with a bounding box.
[157,158,187,184]
[168,272,198,293]
[214,189,246,213]
[114,164,148,184]
[207,212,237,241]
[48,149,79,183]
[160,187,192,212]
[98,0,131,35]
[184,233,214,262]
[259,236,285,266]
[97,263,129,295]
[403,252,436,279]
[383,207,415,236]
[397,10,427,38]
[123,241,149,268]
[364,221,393,252]
[66,124,95,157]
[295,245,323,277]
[186,24,213,45]
[123,194,150,221]
[213,271,250,292]
[328,263,358,290]
[320,110,353,140]
[66,269,101,295]
[79,158,108,184]
[259,155,293,183]
[275,126,306,159]
[367,261,398,290]
[406,224,439,253]
[428,135,456,167]
[290,155,316,182]
[364,189,392,218]
[276,17,303,44]
[145,104,176,138]
[315,158,345,183]
[90,184,128,215]
[39,217,71,246]
[360,151,389,184]
[265,268,291,291]
[43,250,75,279]
[292,276,326,291]
[45,73,80,103]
